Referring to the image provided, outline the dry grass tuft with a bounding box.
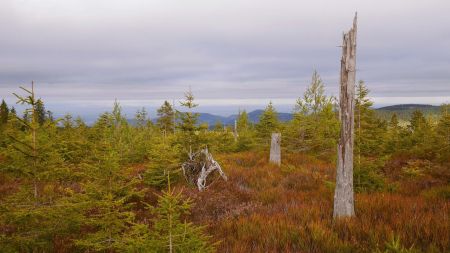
[185,152,449,252]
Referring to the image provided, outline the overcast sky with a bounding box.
[0,0,449,118]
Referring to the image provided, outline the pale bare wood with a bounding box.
[269,133,281,166]
[181,147,227,191]
[333,13,357,218]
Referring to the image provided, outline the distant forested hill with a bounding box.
[375,104,442,120]
[196,110,293,127]
[138,104,444,127]
[142,110,294,127]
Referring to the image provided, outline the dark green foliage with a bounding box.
[0,85,80,252]
[157,100,175,134]
[0,100,9,147]
[234,110,255,151]
[135,107,150,128]
[35,99,47,126]
[0,99,8,126]
[409,110,427,132]
[255,101,279,144]
[235,130,256,152]
[214,120,223,131]
[9,107,17,119]
[46,110,54,122]
[384,113,404,154]
[74,148,140,252]
[93,101,154,164]
[0,86,217,252]
[209,128,237,153]
[0,196,84,252]
[295,70,332,115]
[120,178,216,252]
[376,104,441,121]
[285,71,339,158]
[237,110,250,132]
[1,81,449,252]
[355,80,387,158]
[177,89,201,156]
[144,135,181,189]
[354,157,386,193]
[434,104,450,163]
[148,181,215,253]
[9,85,47,201]
[56,114,92,164]
[67,101,147,251]
[404,110,436,159]
[351,81,390,192]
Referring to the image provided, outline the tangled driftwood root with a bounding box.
[181,148,227,191]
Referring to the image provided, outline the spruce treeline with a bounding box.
[0,85,214,252]
[0,76,449,251]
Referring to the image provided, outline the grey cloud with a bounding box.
[0,0,449,117]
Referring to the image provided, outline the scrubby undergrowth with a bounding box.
[180,152,449,253]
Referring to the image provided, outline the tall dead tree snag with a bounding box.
[333,13,357,218]
[270,133,281,166]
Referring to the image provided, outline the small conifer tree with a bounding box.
[158,100,175,134]
[235,110,255,151]
[255,102,279,144]
[385,113,403,153]
[295,70,332,116]
[435,104,450,163]
[237,110,250,132]
[74,147,140,252]
[288,71,339,156]
[144,135,181,188]
[148,174,215,253]
[35,98,47,126]
[214,120,224,131]
[177,89,201,157]
[135,107,149,128]
[355,80,387,157]
[1,83,77,252]
[12,82,41,202]
[0,99,9,126]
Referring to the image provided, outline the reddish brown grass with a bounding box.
[182,152,449,252]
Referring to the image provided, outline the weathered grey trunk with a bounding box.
[269,133,281,166]
[333,14,357,218]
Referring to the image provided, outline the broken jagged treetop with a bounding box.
[333,13,357,219]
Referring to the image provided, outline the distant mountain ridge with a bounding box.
[130,104,443,126]
[375,104,441,120]
[143,110,293,127]
[376,104,440,111]
[192,104,442,126]
[196,110,293,126]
